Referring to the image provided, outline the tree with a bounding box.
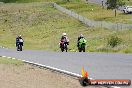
[106,0,125,17]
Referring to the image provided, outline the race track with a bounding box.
[0,48,132,83]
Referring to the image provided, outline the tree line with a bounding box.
[0,0,18,3]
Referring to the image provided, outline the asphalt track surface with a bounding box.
[0,48,132,84]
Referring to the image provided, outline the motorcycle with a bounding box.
[78,43,86,52]
[60,41,68,52]
[17,43,22,51]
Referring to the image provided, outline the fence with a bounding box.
[53,3,132,30]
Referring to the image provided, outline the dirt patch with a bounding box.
[0,64,104,88]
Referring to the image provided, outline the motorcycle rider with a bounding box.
[16,35,19,47]
[16,35,24,50]
[77,34,87,52]
[77,34,84,47]
[19,35,24,46]
[60,33,69,51]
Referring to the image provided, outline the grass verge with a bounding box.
[58,1,132,24]
[0,57,23,65]
[124,0,132,5]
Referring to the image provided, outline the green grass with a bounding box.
[0,2,132,53]
[95,29,132,53]
[0,57,23,65]
[124,0,132,5]
[0,0,81,3]
[15,0,56,3]
[0,0,58,3]
[1,0,132,23]
[58,1,132,24]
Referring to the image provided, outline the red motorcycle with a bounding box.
[60,41,68,52]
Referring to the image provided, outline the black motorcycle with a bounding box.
[17,43,22,51]
[60,42,68,52]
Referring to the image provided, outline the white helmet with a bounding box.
[80,34,83,37]
[19,35,21,37]
[62,33,67,36]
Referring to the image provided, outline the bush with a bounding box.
[107,35,122,48]
[123,48,132,53]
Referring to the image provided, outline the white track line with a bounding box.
[21,59,83,78]
[12,58,16,59]
[2,56,6,58]
[1,56,82,78]
[7,57,12,59]
[0,46,8,49]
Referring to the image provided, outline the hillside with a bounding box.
[0,0,57,3]
[0,2,132,53]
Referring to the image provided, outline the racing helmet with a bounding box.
[80,34,84,38]
[62,33,67,36]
